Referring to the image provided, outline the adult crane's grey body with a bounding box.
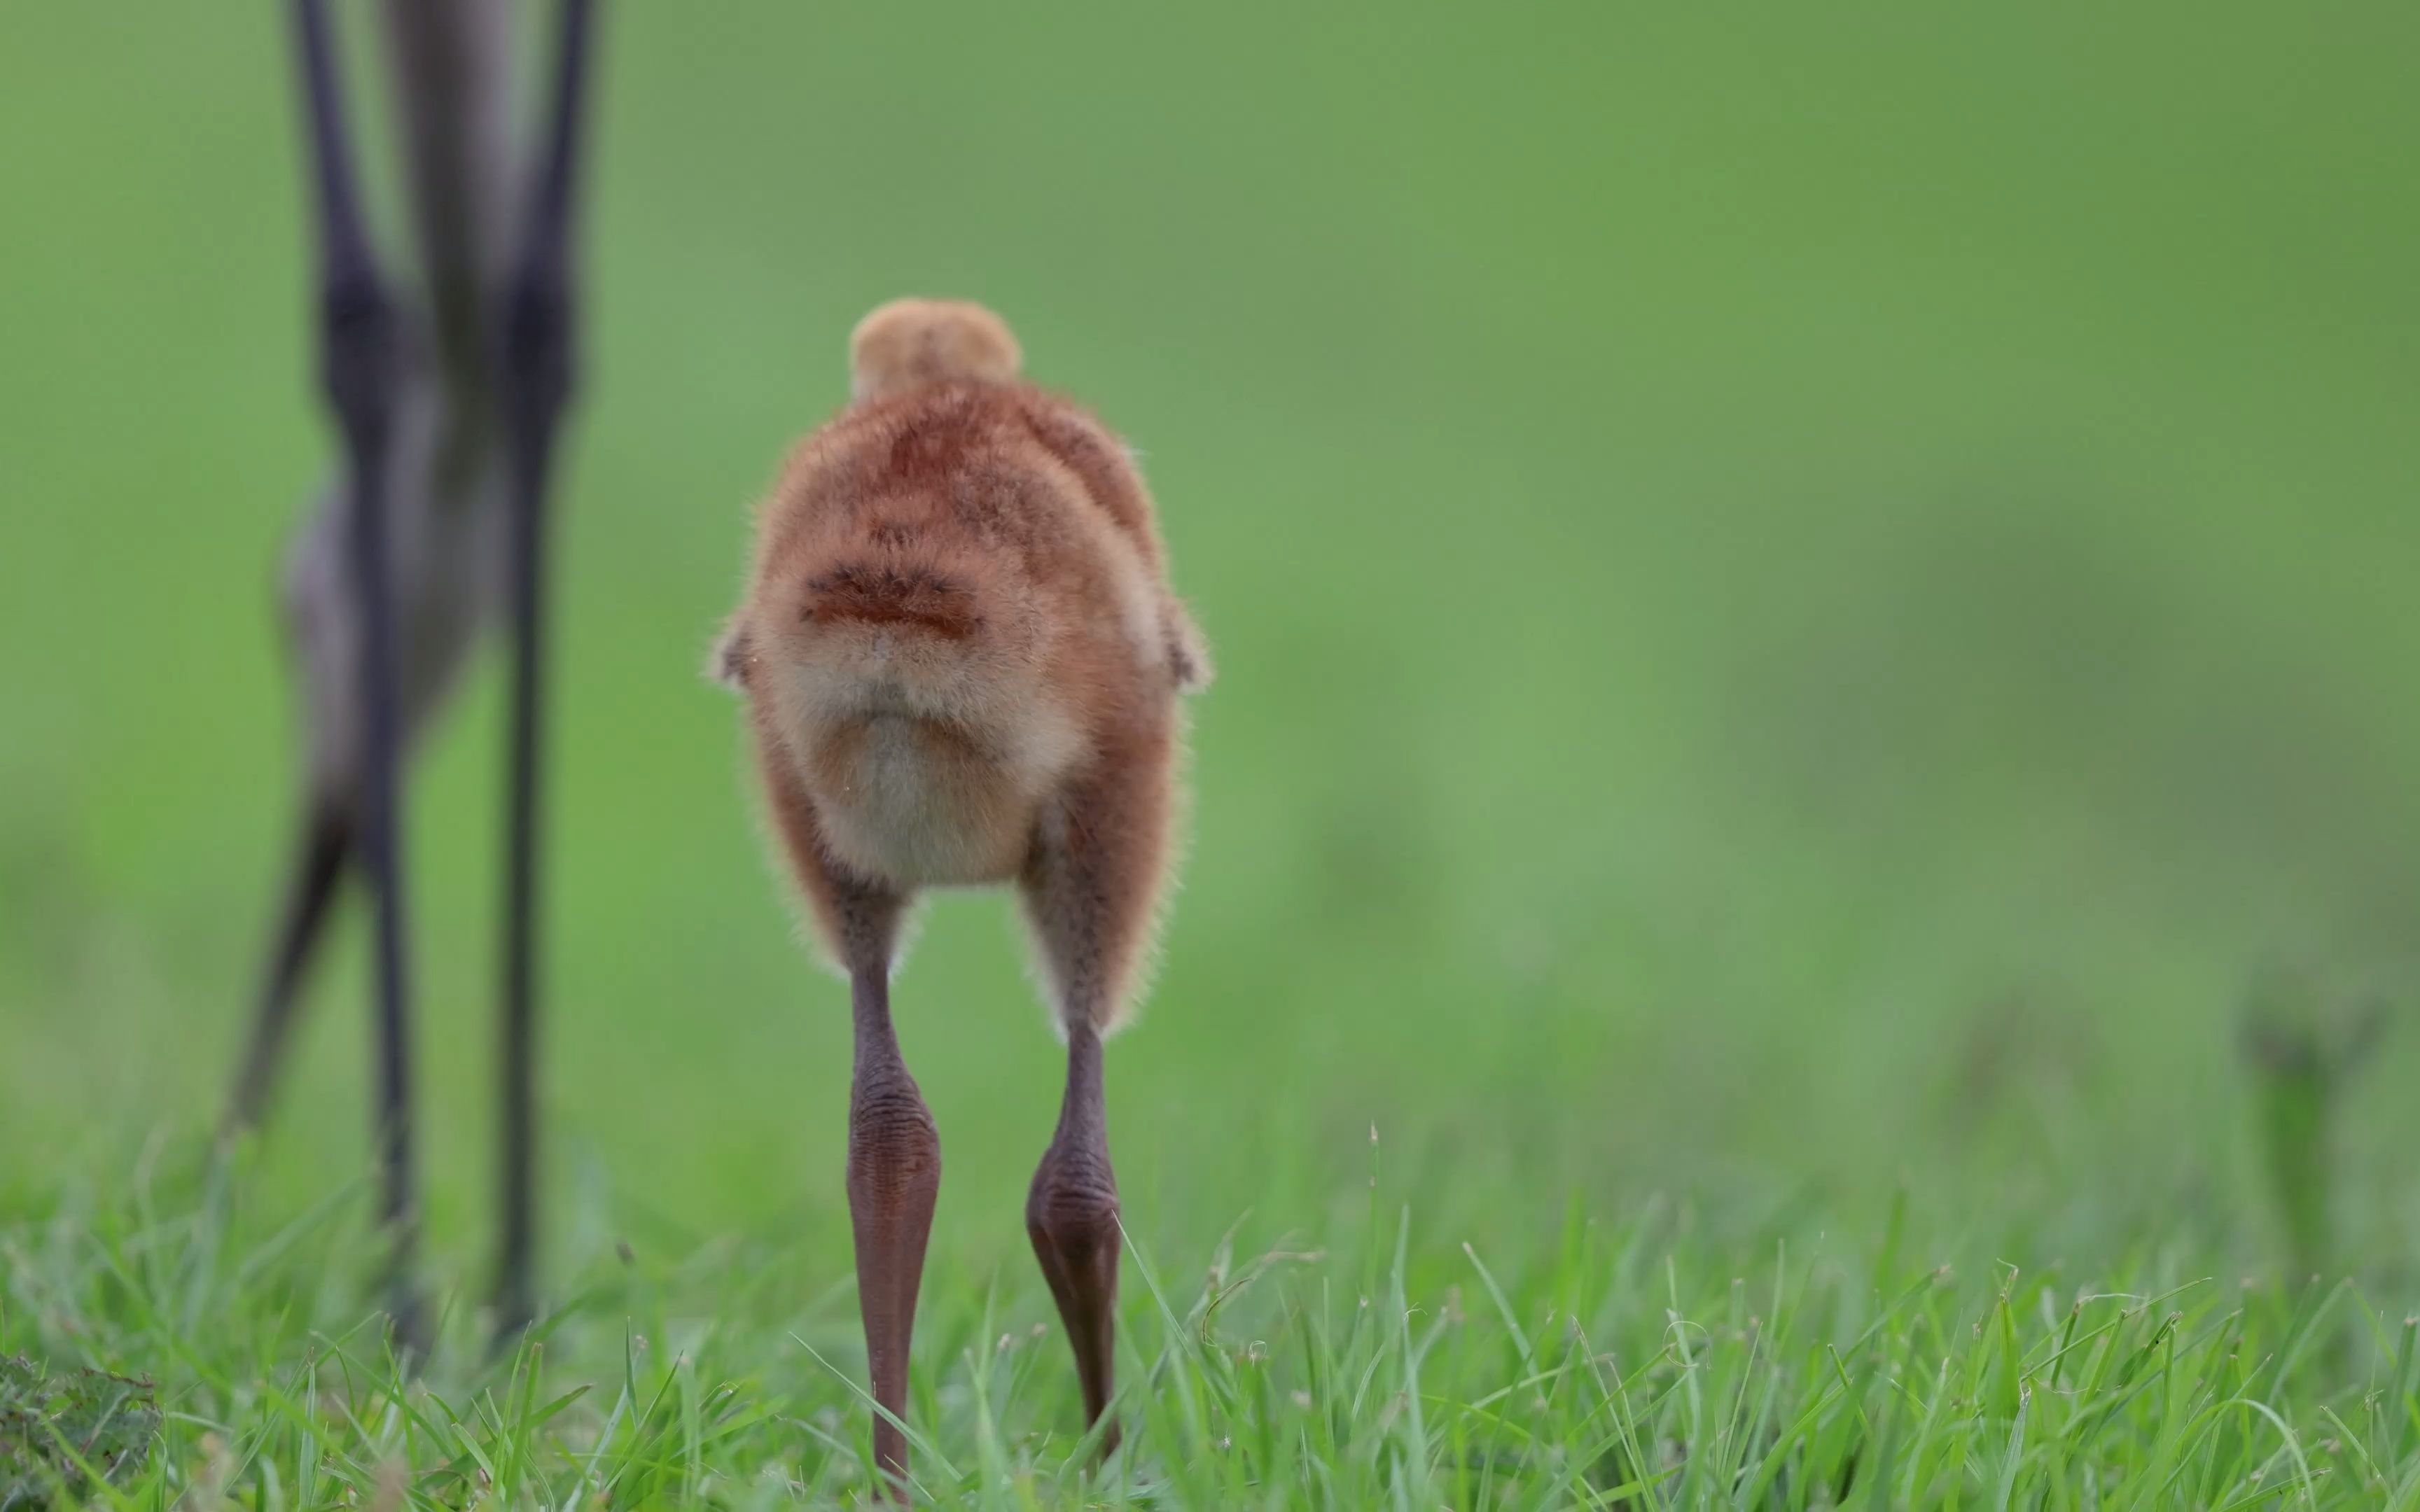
[230,0,600,1352]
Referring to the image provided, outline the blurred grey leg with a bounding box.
[225,799,350,1135]
[493,0,599,1345]
[290,0,426,1360]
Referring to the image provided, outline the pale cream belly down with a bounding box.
[805,713,1038,888]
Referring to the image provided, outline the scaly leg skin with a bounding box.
[289,0,426,1362]
[1028,1023,1122,1459]
[846,965,941,1497]
[742,738,940,1494]
[492,0,601,1350]
[1017,741,1174,1461]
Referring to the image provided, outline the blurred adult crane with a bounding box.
[225,0,601,1355]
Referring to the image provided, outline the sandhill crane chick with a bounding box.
[715,298,1209,1486]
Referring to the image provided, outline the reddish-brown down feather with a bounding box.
[718,298,1207,1032]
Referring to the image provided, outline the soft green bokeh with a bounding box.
[3,0,2416,1284]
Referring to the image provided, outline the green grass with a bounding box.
[8,1143,2419,1508]
[4,0,2419,1504]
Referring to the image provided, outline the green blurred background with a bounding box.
[1,2,2414,1279]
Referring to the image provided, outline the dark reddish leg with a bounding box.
[1027,1023,1122,1457]
[846,963,940,1496]
[1017,748,1167,1460]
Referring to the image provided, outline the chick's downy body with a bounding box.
[721,300,1207,1029]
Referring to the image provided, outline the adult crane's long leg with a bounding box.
[225,802,350,1134]
[493,0,600,1342]
[289,0,426,1357]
